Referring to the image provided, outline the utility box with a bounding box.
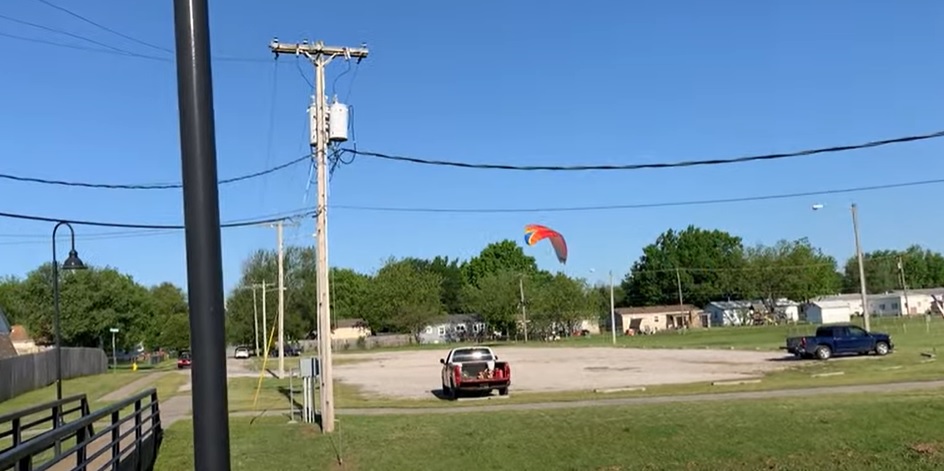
[299,356,320,378]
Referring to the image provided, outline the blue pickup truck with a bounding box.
[784,324,893,360]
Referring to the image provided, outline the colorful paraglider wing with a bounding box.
[522,224,568,264]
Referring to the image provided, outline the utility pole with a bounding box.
[261,280,268,354]
[851,203,871,331]
[251,285,260,356]
[898,255,910,316]
[269,39,368,434]
[675,267,685,312]
[518,277,529,343]
[609,270,616,345]
[276,221,285,377]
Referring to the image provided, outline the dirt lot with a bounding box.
[334,347,791,400]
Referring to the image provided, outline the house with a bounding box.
[331,318,371,341]
[612,305,705,334]
[810,289,944,318]
[704,299,801,326]
[420,314,486,344]
[803,299,853,324]
[0,306,17,360]
[9,324,40,354]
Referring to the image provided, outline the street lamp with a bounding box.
[52,221,87,402]
[812,203,870,330]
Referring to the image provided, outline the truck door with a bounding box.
[844,325,873,352]
[831,326,856,354]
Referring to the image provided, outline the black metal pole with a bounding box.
[172,1,231,469]
[51,222,64,404]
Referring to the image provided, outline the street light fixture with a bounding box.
[52,221,87,403]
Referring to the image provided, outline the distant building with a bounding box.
[611,305,705,333]
[0,306,17,360]
[420,314,486,344]
[704,299,800,326]
[331,318,371,341]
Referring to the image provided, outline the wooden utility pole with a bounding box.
[261,279,268,354]
[252,285,260,356]
[269,39,368,434]
[851,203,871,331]
[675,267,685,313]
[898,255,910,316]
[518,278,529,343]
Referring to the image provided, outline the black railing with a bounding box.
[0,394,91,456]
[0,388,162,471]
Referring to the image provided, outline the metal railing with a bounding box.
[0,395,91,455]
[0,388,162,471]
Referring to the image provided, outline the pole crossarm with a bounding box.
[268,40,369,60]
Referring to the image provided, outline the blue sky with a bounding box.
[0,0,941,294]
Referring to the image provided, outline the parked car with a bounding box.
[234,346,251,359]
[177,350,192,369]
[440,346,511,399]
[268,345,302,357]
[784,323,893,360]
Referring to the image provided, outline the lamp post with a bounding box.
[52,221,87,403]
[812,203,870,331]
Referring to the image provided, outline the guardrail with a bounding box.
[0,388,162,471]
[0,394,91,455]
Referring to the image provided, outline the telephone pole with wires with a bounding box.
[259,219,299,377]
[268,38,368,434]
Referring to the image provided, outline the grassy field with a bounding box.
[157,387,944,470]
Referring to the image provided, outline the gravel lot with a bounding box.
[334,347,791,399]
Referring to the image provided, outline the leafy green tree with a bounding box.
[145,282,189,349]
[462,240,538,288]
[623,226,746,308]
[157,312,191,351]
[842,245,944,294]
[330,267,371,322]
[743,238,841,305]
[0,276,26,325]
[368,258,443,340]
[15,264,155,350]
[531,274,595,335]
[460,270,523,334]
[406,256,466,313]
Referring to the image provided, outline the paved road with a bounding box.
[229,379,944,418]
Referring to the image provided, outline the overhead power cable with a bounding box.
[35,0,173,55]
[331,177,944,214]
[0,208,315,230]
[342,129,944,172]
[0,155,309,190]
[0,13,268,63]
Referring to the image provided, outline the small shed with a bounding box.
[804,300,852,324]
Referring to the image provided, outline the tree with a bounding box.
[743,238,841,306]
[368,258,443,340]
[0,276,26,325]
[531,274,596,336]
[462,240,538,288]
[146,282,189,350]
[406,256,466,314]
[330,267,371,321]
[15,264,156,350]
[460,270,523,334]
[157,312,191,351]
[842,245,944,294]
[623,226,746,308]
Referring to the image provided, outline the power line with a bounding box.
[0,207,315,230]
[35,0,173,55]
[342,129,944,172]
[0,155,309,190]
[331,177,944,214]
[0,14,269,64]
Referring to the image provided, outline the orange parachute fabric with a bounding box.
[523,224,568,264]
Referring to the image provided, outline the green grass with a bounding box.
[0,372,146,415]
[157,387,944,470]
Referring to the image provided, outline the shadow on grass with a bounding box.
[429,388,501,401]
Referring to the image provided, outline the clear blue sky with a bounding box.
[0,0,941,294]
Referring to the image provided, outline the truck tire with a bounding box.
[497,387,509,396]
[814,345,832,361]
[874,341,890,356]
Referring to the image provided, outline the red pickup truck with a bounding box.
[440,346,511,399]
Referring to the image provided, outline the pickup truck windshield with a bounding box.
[451,348,495,362]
